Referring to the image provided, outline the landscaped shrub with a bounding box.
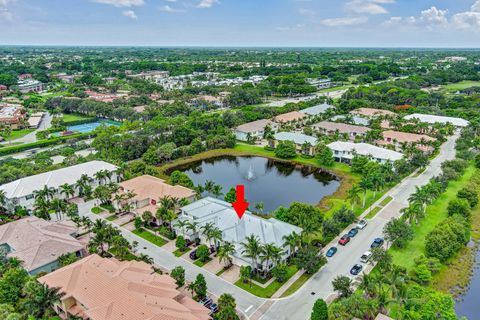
[457,187,479,208]
[425,215,470,262]
[447,198,471,219]
[274,140,297,159]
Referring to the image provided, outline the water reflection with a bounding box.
[170,156,340,213]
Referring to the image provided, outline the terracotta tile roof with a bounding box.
[0,217,83,272]
[382,130,436,144]
[351,108,395,118]
[313,121,371,134]
[235,119,277,133]
[274,111,306,123]
[119,175,195,202]
[38,255,210,320]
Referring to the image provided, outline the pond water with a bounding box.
[172,156,340,213]
[455,247,480,319]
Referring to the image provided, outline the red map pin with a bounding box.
[232,184,249,219]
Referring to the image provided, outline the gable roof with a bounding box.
[0,217,83,272]
[118,175,195,202]
[327,141,403,162]
[235,119,277,133]
[301,103,334,116]
[313,121,371,134]
[274,131,318,145]
[38,255,210,320]
[381,130,436,143]
[180,197,302,248]
[351,108,395,118]
[274,111,306,123]
[0,161,117,199]
[404,113,469,127]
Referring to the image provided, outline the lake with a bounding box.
[172,156,340,213]
[455,247,480,319]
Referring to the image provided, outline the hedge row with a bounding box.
[62,117,98,126]
[0,133,92,156]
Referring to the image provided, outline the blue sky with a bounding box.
[1,0,480,47]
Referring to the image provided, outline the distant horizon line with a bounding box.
[1,44,480,50]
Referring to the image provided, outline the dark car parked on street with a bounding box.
[325,247,338,257]
[350,264,363,275]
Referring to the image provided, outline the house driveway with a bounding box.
[220,265,240,284]
[203,256,224,274]
[163,240,177,253]
[113,213,134,226]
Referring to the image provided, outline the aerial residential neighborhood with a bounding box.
[1,1,480,320]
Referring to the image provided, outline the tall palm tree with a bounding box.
[51,198,67,221]
[193,184,204,200]
[204,180,215,195]
[241,234,262,274]
[260,243,282,271]
[94,170,106,185]
[282,231,301,256]
[211,185,223,199]
[254,202,264,215]
[174,219,189,237]
[159,196,175,211]
[0,190,6,213]
[218,241,236,268]
[359,177,371,208]
[186,221,199,238]
[59,183,75,199]
[201,222,215,245]
[209,227,223,248]
[347,185,362,210]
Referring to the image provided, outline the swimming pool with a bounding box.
[52,120,119,136]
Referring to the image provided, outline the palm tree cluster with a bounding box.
[240,234,285,277]
[194,180,224,200]
[33,185,78,221]
[0,190,7,214]
[401,179,444,225]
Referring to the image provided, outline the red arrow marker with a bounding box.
[232,184,249,219]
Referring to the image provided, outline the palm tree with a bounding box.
[59,183,75,199]
[51,198,67,221]
[209,227,223,248]
[218,241,236,268]
[408,186,428,214]
[174,219,189,237]
[193,184,204,200]
[253,202,264,215]
[260,243,282,271]
[282,231,301,256]
[24,284,64,319]
[359,177,371,208]
[347,185,362,210]
[201,222,215,245]
[204,180,215,195]
[211,185,223,199]
[186,221,199,238]
[241,234,262,274]
[159,196,175,211]
[94,170,106,185]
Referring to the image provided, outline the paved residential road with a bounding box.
[77,132,458,320]
[259,132,459,320]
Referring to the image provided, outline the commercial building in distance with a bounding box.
[0,103,25,129]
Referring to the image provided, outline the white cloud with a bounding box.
[197,0,219,9]
[420,6,448,26]
[346,0,394,15]
[320,16,368,27]
[92,0,144,8]
[299,8,315,17]
[159,5,185,13]
[452,1,480,30]
[122,9,137,19]
[382,15,415,27]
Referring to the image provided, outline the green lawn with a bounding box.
[235,265,298,298]
[442,81,480,92]
[2,129,35,141]
[106,215,117,221]
[391,165,476,271]
[194,257,212,267]
[280,272,313,297]
[100,204,115,213]
[365,206,382,219]
[132,228,167,247]
[91,207,103,214]
[173,248,191,257]
[62,113,95,124]
[380,196,393,207]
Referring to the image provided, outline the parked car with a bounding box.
[199,297,212,307]
[209,303,218,313]
[360,251,373,263]
[347,228,358,238]
[325,247,338,257]
[350,264,363,275]
[357,219,368,229]
[371,238,384,248]
[189,249,197,260]
[338,234,351,245]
